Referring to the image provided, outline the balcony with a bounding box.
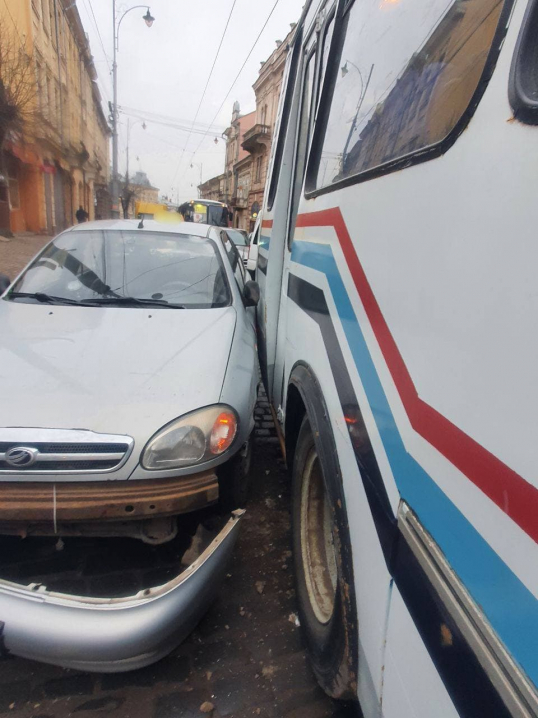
[231,192,248,209]
[241,124,271,152]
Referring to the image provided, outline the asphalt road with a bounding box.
[0,236,360,718]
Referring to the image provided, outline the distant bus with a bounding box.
[178,199,231,227]
[257,0,538,716]
[134,201,181,224]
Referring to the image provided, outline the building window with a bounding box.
[35,62,43,113]
[46,74,52,122]
[255,156,263,183]
[314,0,506,189]
[7,165,20,210]
[41,0,49,34]
[49,0,56,46]
[261,104,268,126]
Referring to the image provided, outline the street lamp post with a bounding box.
[111,3,154,219]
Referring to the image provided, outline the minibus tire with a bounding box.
[292,413,358,700]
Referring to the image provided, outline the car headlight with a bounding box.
[141,405,239,470]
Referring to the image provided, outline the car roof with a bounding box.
[63,219,212,238]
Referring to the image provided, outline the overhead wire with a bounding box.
[83,0,112,75]
[119,106,224,136]
[2,0,25,44]
[170,0,239,185]
[120,105,225,134]
[188,0,281,167]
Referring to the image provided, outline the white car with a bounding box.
[224,227,258,278]
[0,219,259,671]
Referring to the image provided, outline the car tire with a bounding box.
[292,413,358,700]
[218,436,252,511]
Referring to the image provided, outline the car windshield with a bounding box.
[226,229,248,246]
[7,229,231,308]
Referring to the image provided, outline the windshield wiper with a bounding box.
[85,296,185,308]
[7,292,93,306]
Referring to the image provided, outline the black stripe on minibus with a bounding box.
[287,272,396,556]
[287,272,513,718]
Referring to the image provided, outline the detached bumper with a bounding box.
[0,510,243,672]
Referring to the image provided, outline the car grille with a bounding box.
[0,432,134,474]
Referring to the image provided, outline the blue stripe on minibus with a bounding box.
[290,239,538,687]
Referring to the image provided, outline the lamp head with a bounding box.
[143,9,154,27]
[341,62,349,78]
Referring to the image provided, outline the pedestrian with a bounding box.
[76,205,88,223]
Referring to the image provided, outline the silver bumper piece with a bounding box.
[0,510,244,672]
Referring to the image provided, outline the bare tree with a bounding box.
[119,172,144,219]
[0,22,36,233]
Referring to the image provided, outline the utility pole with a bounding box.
[111,0,119,218]
[110,3,154,219]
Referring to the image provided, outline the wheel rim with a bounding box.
[300,446,338,625]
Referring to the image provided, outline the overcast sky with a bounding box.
[77,0,305,201]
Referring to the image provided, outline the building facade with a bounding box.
[0,0,110,235]
[121,170,159,218]
[198,25,295,232]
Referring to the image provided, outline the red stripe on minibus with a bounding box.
[295,208,538,543]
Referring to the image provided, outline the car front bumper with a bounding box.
[0,510,243,672]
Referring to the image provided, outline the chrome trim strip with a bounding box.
[0,452,125,463]
[398,502,538,718]
[0,429,134,474]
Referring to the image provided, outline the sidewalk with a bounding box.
[0,233,52,280]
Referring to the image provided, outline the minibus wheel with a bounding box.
[292,414,358,700]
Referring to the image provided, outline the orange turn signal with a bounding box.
[209,411,237,455]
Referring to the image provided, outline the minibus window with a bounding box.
[319,15,335,100]
[509,0,538,124]
[267,30,303,210]
[288,48,316,248]
[314,0,506,189]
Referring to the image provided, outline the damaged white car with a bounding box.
[0,219,259,672]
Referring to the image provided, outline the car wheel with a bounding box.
[292,414,357,700]
[218,436,252,511]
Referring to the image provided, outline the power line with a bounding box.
[82,0,112,76]
[2,0,25,45]
[171,0,239,184]
[188,0,281,167]
[120,105,225,134]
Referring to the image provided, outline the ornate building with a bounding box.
[199,24,296,231]
[0,0,110,234]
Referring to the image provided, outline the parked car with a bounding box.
[224,228,250,269]
[247,217,260,277]
[0,219,260,672]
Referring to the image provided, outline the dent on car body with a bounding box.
[0,510,244,672]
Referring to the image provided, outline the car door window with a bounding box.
[221,231,245,291]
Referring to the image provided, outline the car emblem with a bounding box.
[4,446,40,467]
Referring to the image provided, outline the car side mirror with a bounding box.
[243,280,260,307]
[0,274,11,294]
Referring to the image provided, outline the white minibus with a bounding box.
[257,1,538,716]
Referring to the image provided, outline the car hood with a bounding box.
[0,302,237,440]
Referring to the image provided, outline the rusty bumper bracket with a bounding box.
[0,471,219,524]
